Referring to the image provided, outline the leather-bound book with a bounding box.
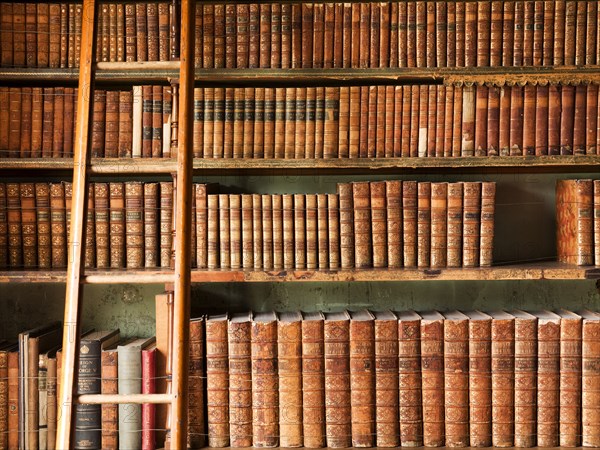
[282,194,294,269]
[142,340,158,450]
[277,311,303,447]
[359,3,370,68]
[229,312,253,447]
[302,311,326,448]
[271,3,282,68]
[367,86,378,158]
[241,194,254,269]
[553,1,566,65]
[64,87,76,157]
[417,85,428,157]
[415,1,426,68]
[586,2,597,65]
[243,87,255,158]
[455,2,465,67]
[24,3,36,67]
[125,182,143,268]
[535,84,549,155]
[338,86,349,158]
[534,310,561,448]
[274,87,285,159]
[134,3,147,61]
[338,183,354,269]
[324,311,351,448]
[35,183,51,269]
[443,311,469,447]
[157,3,169,62]
[443,85,454,157]
[426,86,437,157]
[216,194,230,269]
[461,85,475,156]
[19,183,37,268]
[580,309,600,447]
[141,85,153,157]
[548,84,561,155]
[487,86,500,156]
[501,1,515,66]
[398,2,408,67]
[143,183,158,268]
[596,181,600,265]
[587,84,598,155]
[306,194,318,270]
[52,87,64,157]
[327,194,340,269]
[261,194,273,270]
[19,87,31,158]
[0,184,6,269]
[294,194,307,269]
[574,1,586,66]
[560,84,575,155]
[480,182,496,267]
[349,3,360,68]
[420,310,445,447]
[511,309,537,448]
[159,182,173,268]
[272,194,283,269]
[462,182,482,268]
[230,194,242,269]
[388,2,398,68]
[117,90,133,157]
[225,4,236,69]
[489,1,503,66]
[386,181,402,268]
[65,181,73,258]
[302,3,314,68]
[490,311,515,447]
[432,2,446,68]
[435,85,445,157]
[195,184,209,269]
[476,1,491,67]
[417,182,431,268]
[395,86,404,157]
[213,4,226,69]
[349,310,375,447]
[398,310,423,447]
[206,314,229,447]
[465,310,492,447]
[92,183,108,269]
[262,88,274,159]
[464,2,477,67]
[29,87,42,158]
[109,182,125,268]
[296,87,308,159]
[522,84,536,156]
[252,194,263,269]
[556,179,594,265]
[251,311,279,447]
[40,87,52,158]
[542,1,555,66]
[201,5,214,67]
[103,90,118,158]
[306,87,317,159]
[324,87,340,159]
[67,4,75,68]
[430,182,447,268]
[100,341,118,450]
[316,194,329,269]
[323,3,334,69]
[291,3,302,69]
[406,2,416,67]
[403,181,418,268]
[379,2,390,68]
[509,84,523,156]
[146,3,159,62]
[203,87,215,158]
[259,4,271,68]
[557,309,583,447]
[211,87,224,158]
[253,87,265,158]
[574,84,587,155]
[352,182,372,268]
[401,85,411,157]
[534,2,546,66]
[370,182,387,268]
[0,3,13,67]
[410,86,421,157]
[523,1,534,66]
[151,86,163,157]
[369,3,381,69]
[499,86,511,156]
[124,4,136,62]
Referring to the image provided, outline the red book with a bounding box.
[142,343,157,450]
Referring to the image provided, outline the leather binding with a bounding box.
[575,1,586,66]
[0,184,6,268]
[444,2,455,67]
[338,183,354,269]
[380,3,390,68]
[225,4,236,69]
[323,3,334,69]
[556,179,594,265]
[327,194,340,269]
[415,2,426,68]
[243,87,255,159]
[130,85,142,158]
[368,86,378,158]
[101,344,118,450]
[65,181,73,260]
[338,87,349,158]
[476,1,490,67]
[474,85,488,156]
[204,87,215,158]
[228,312,253,447]
[430,182,447,268]
[135,3,148,61]
[398,2,408,68]
[41,87,52,158]
[93,183,108,269]
[398,310,423,447]
[305,194,318,270]
[147,3,159,61]
[420,311,445,447]
[52,87,64,157]
[557,309,583,447]
[159,182,173,268]
[233,88,245,158]
[7,351,17,450]
[64,87,75,157]
[117,91,133,157]
[487,85,500,156]
[99,3,109,62]
[0,3,13,67]
[560,83,575,155]
[499,86,511,156]
[509,84,523,155]
[230,194,242,269]
[574,84,587,155]
[30,87,43,158]
[206,314,230,447]
[271,3,282,68]
[441,181,459,266]
[465,310,492,447]
[417,181,431,268]
[144,183,158,268]
[534,84,549,155]
[586,2,597,65]
[208,193,219,269]
[370,182,387,268]
[142,341,158,450]
[541,1,554,66]
[125,4,137,62]
[426,86,436,157]
[152,86,163,157]
[443,85,454,157]
[19,183,36,268]
[533,1,544,66]
[103,90,118,158]
[67,4,75,68]
[548,84,561,155]
[363,86,373,157]
[596,180,600,265]
[34,183,50,269]
[352,182,372,268]
[359,3,370,68]
[324,87,340,159]
[241,194,254,269]
[464,1,477,67]
[203,5,215,68]
[435,85,445,157]
[462,182,482,268]
[218,194,231,269]
[580,309,600,447]
[373,311,399,447]
[158,3,170,62]
[461,85,475,156]
[386,181,402,268]
[296,87,308,159]
[261,194,273,270]
[252,194,263,269]
[141,85,153,157]
[282,194,294,269]
[394,86,403,157]
[259,4,271,68]
[490,311,515,447]
[0,347,9,448]
[553,1,566,65]
[324,311,351,448]
[370,3,381,69]
[345,3,357,68]
[161,86,171,158]
[213,4,225,68]
[417,85,428,157]
[195,184,209,269]
[272,194,283,269]
[502,1,515,66]
[84,184,96,270]
[316,194,329,269]
[350,310,375,447]
[301,3,314,68]
[306,87,317,159]
[522,1,534,66]
[489,1,503,66]
[20,87,31,158]
[274,87,285,159]
[277,311,303,447]
[125,182,143,268]
[402,180,418,268]
[263,88,275,158]
[434,2,446,68]
[302,311,326,448]
[479,182,496,267]
[109,182,125,268]
[587,84,598,155]
[294,194,307,269]
[511,309,537,448]
[253,87,265,159]
[443,311,469,447]
[455,2,465,67]
[252,311,279,447]
[399,85,410,157]
[291,3,302,68]
[24,3,36,67]
[406,2,416,67]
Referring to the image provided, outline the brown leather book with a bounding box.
[475,1,490,67]
[349,310,375,447]
[233,88,245,158]
[282,194,294,269]
[434,85,445,157]
[146,3,159,61]
[204,87,215,158]
[125,182,143,268]
[291,3,302,69]
[352,182,372,268]
[251,311,279,447]
[259,4,271,68]
[541,1,555,66]
[216,194,230,269]
[486,86,500,156]
[41,87,52,158]
[587,84,598,155]
[192,88,204,158]
[463,2,477,67]
[262,88,274,158]
[316,194,329,269]
[417,182,431,268]
[400,85,411,157]
[406,2,416,67]
[368,181,387,268]
[162,86,172,158]
[305,194,317,270]
[548,84,561,155]
[0,347,9,448]
[252,194,263,269]
[53,86,65,157]
[158,3,170,62]
[596,181,600,265]
[99,3,109,62]
[474,85,489,156]
[402,181,417,268]
[229,194,242,269]
[91,89,106,158]
[511,309,537,448]
[393,86,403,157]
[358,3,370,68]
[277,311,303,447]
[24,3,36,67]
[196,185,209,269]
[272,194,283,269]
[323,3,335,69]
[488,1,503,66]
[7,349,18,450]
[305,87,317,159]
[501,1,514,66]
[135,3,147,61]
[574,84,587,155]
[101,344,118,450]
[369,3,381,68]
[35,183,51,269]
[0,3,13,67]
[479,182,496,268]
[151,86,163,157]
[442,85,454,157]
[273,87,285,159]
[532,1,544,65]
[560,83,576,156]
[229,312,253,447]
[294,194,306,269]
[205,314,230,447]
[109,182,125,268]
[261,194,273,269]
[337,86,349,158]
[385,181,402,268]
[580,309,600,447]
[20,87,32,158]
[67,4,75,68]
[398,2,408,67]
[430,182,447,268]
[586,2,597,65]
[302,311,326,448]
[302,3,314,68]
[338,182,354,269]
[38,5,49,64]
[415,1,426,68]
[426,85,437,157]
[346,3,359,68]
[19,183,37,268]
[513,1,524,66]
[252,87,264,159]
[574,1,586,66]
[324,311,351,448]
[202,4,215,68]
[534,84,549,155]
[295,87,308,159]
[556,179,594,265]
[446,182,463,268]
[324,87,340,159]
[553,1,566,65]
[420,311,445,447]
[213,4,226,69]
[455,2,465,67]
[490,311,515,447]
[92,183,108,269]
[241,194,254,269]
[523,1,535,66]
[117,91,133,157]
[0,184,6,269]
[557,309,583,447]
[465,311,492,447]
[159,182,173,268]
[367,86,377,158]
[443,311,470,447]
[397,310,423,447]
[191,319,208,450]
[224,4,236,69]
[63,87,75,157]
[461,85,475,156]
[376,3,388,68]
[124,3,137,63]
[243,87,255,159]
[327,194,340,269]
[417,85,428,157]
[271,3,282,68]
[498,86,511,156]
[463,182,482,268]
[143,183,158,268]
[103,90,119,158]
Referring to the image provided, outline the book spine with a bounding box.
[41,87,53,158]
[206,318,229,447]
[469,316,492,447]
[306,87,317,159]
[430,182,447,269]
[327,194,340,269]
[417,182,431,268]
[271,195,282,269]
[477,1,491,67]
[463,182,482,268]
[480,182,496,268]
[251,194,263,269]
[278,319,303,447]
[557,179,594,265]
[398,317,423,447]
[101,349,118,450]
[118,345,142,450]
[229,318,252,447]
[216,194,230,269]
[302,318,325,448]
[444,316,469,447]
[421,316,444,447]
[93,183,108,269]
[492,318,515,447]
[261,194,273,270]
[6,183,21,268]
[374,317,399,447]
[91,90,106,158]
[208,194,219,269]
[596,181,600,265]
[0,4,13,67]
[350,317,375,447]
[560,315,583,448]
[20,183,37,268]
[158,3,170,62]
[243,87,255,158]
[75,340,102,449]
[253,87,264,159]
[143,183,158,268]
[475,86,488,156]
[587,84,598,155]
[125,182,143,268]
[188,319,205,448]
[582,316,600,447]
[499,85,511,156]
[323,87,340,159]
[0,184,6,269]
[561,84,575,155]
[305,194,317,270]
[104,90,119,158]
[35,183,51,269]
[141,347,156,450]
[338,183,354,269]
[8,352,18,450]
[159,182,173,268]
[386,181,402,268]
[118,90,133,157]
[193,88,204,158]
[487,85,500,156]
[151,86,163,157]
[435,85,446,157]
[538,318,561,447]
[548,84,562,155]
[0,351,6,450]
[353,182,372,268]
[370,182,387,268]
[514,315,537,448]
[282,194,294,269]
[20,87,31,158]
[535,84,549,155]
[204,87,215,158]
[229,194,242,269]
[213,4,225,68]
[402,181,417,268]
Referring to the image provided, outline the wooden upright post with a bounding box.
[170,0,195,447]
[55,0,97,448]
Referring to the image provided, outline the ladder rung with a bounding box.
[96,61,180,71]
[77,393,174,404]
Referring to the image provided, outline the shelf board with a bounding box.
[1,262,598,284]
[2,155,600,175]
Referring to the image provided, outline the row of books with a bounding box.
[193,1,600,69]
[0,2,174,68]
[0,86,173,159]
[557,179,600,267]
[193,308,600,448]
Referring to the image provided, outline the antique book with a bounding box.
[402,181,418,268]
[430,182,447,268]
[573,84,587,155]
[386,181,402,268]
[323,87,340,159]
[260,194,273,270]
[447,182,463,268]
[349,310,375,447]
[596,180,600,265]
[277,311,303,447]
[208,194,220,269]
[337,183,354,268]
[271,194,283,269]
[316,194,329,269]
[7,350,18,450]
[461,85,475,156]
[189,318,205,449]
[0,184,6,268]
[142,85,153,157]
[487,85,500,156]
[227,194,240,268]
[206,314,229,447]
[282,194,294,269]
[101,341,119,450]
[305,194,318,270]
[548,84,561,155]
[93,183,109,269]
[475,86,489,156]
[560,84,575,155]
[159,182,173,268]
[19,183,36,269]
[480,182,496,267]
[302,311,326,448]
[90,89,106,158]
[463,182,482,268]
[351,182,372,268]
[420,311,444,447]
[104,90,119,158]
[35,183,51,269]
[580,309,600,447]
[109,182,125,268]
[370,181,387,268]
[417,182,431,268]
[142,341,157,450]
[125,182,144,268]
[293,194,306,269]
[556,179,594,265]
[143,183,159,268]
[327,194,340,269]
[324,311,351,448]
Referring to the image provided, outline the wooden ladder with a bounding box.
[55,0,196,448]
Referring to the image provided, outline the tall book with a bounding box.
[101,340,121,450]
[337,183,354,269]
[556,179,594,265]
[302,311,325,448]
[206,314,229,447]
[463,182,482,268]
[188,317,205,449]
[580,309,600,447]
[125,182,144,268]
